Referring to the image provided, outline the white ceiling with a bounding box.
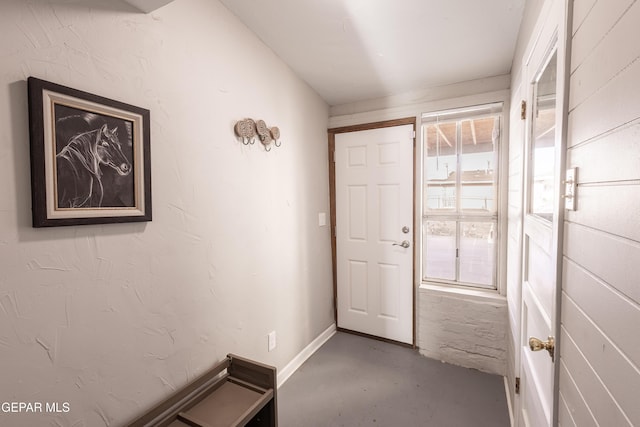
[126,0,526,106]
[218,0,526,106]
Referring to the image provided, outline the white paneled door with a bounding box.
[335,124,414,345]
[519,1,568,424]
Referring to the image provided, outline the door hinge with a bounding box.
[520,100,526,120]
[515,377,521,394]
[332,151,336,163]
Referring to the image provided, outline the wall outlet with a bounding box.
[268,331,276,352]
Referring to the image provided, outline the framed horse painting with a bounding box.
[27,77,152,227]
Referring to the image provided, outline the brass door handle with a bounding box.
[529,336,555,361]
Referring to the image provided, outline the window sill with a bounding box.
[419,282,506,303]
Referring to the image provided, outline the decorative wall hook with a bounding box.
[270,127,281,147]
[234,118,281,151]
[234,118,256,145]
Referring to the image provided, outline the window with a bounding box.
[530,51,557,221]
[421,103,502,289]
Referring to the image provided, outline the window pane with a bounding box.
[423,121,457,213]
[461,185,494,211]
[459,221,496,287]
[424,185,456,210]
[530,51,557,220]
[423,220,456,281]
[460,117,498,213]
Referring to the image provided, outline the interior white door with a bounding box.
[335,124,414,344]
[519,3,568,424]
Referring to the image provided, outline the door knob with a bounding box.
[529,336,555,361]
[393,240,410,248]
[402,226,410,234]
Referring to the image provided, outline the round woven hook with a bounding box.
[245,119,256,144]
[234,119,255,144]
[270,127,281,147]
[255,120,269,139]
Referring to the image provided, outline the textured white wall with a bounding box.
[418,287,508,375]
[0,0,332,425]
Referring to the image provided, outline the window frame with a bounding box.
[420,102,504,291]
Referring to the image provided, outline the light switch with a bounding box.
[318,212,327,226]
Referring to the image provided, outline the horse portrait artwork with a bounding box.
[54,107,135,209]
[27,77,152,227]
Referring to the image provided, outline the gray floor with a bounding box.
[278,332,510,427]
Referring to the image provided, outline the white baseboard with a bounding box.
[504,375,514,427]
[277,323,336,389]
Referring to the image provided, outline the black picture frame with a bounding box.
[27,77,151,227]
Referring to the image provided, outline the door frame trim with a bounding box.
[328,117,417,347]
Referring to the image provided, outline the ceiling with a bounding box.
[127,0,526,107]
[218,0,526,106]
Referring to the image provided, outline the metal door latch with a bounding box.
[392,240,410,248]
[563,167,577,211]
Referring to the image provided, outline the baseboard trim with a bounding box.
[504,376,514,427]
[337,327,413,348]
[277,323,336,389]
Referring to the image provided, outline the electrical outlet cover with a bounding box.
[268,331,276,351]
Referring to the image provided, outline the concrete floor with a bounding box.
[278,332,510,427]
